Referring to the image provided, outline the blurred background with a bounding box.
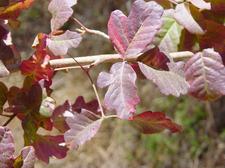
[0,0,225,167]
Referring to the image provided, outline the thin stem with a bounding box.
[92,84,105,117]
[103,115,118,119]
[67,54,105,117]
[72,17,109,40]
[205,101,215,132]
[3,114,16,126]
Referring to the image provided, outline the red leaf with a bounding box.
[32,135,68,163]
[130,111,182,134]
[20,33,56,83]
[108,0,163,57]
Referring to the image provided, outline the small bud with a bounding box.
[40,97,56,117]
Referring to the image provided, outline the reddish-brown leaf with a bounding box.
[199,20,225,64]
[32,135,68,163]
[138,47,169,70]
[130,111,182,134]
[20,33,56,82]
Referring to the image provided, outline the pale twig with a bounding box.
[49,51,194,70]
[72,17,109,40]
[103,115,118,119]
[168,0,178,5]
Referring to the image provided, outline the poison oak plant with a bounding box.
[0,0,224,167]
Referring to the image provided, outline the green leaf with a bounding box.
[154,16,183,54]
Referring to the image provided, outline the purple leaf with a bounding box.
[0,126,15,168]
[108,0,163,57]
[47,30,82,56]
[138,62,189,97]
[173,3,204,35]
[48,0,77,31]
[64,109,102,149]
[97,62,140,119]
[184,48,225,101]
